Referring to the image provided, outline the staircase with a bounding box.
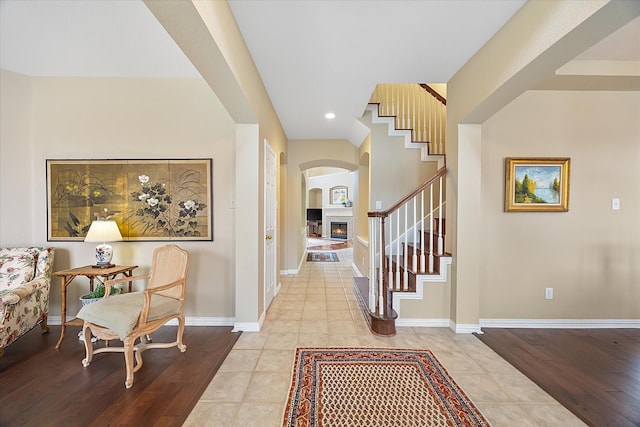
[355,83,451,336]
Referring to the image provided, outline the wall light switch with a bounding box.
[612,198,620,210]
[375,201,382,210]
[545,288,553,300]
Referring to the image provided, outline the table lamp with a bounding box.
[84,220,123,268]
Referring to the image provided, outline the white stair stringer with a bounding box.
[392,255,452,322]
[365,104,445,167]
[366,104,416,149]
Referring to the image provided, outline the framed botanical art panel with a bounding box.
[47,159,213,241]
[330,186,348,205]
[505,157,570,212]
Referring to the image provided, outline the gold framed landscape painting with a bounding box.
[504,157,570,212]
[47,159,213,241]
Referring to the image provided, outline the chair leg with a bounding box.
[81,324,94,367]
[123,337,135,389]
[177,315,187,352]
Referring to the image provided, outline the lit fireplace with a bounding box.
[330,222,347,240]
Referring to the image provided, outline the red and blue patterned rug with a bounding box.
[306,252,339,262]
[283,348,491,427]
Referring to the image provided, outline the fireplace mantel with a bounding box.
[323,207,353,217]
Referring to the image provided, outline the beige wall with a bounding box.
[354,138,370,276]
[368,111,439,210]
[146,0,289,327]
[481,90,640,320]
[446,0,637,329]
[0,70,238,320]
[306,171,353,208]
[0,70,32,240]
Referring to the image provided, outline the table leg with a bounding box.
[55,275,74,349]
[124,270,133,292]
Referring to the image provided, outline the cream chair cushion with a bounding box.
[77,293,181,340]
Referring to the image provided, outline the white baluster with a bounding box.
[395,211,400,291]
[438,176,444,254]
[429,183,434,273]
[420,191,425,272]
[412,88,416,141]
[388,215,394,291]
[415,90,421,141]
[412,196,417,272]
[401,84,405,130]
[442,102,447,154]
[403,204,408,290]
[379,217,384,316]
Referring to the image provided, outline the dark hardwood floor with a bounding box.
[0,324,240,427]
[476,328,640,427]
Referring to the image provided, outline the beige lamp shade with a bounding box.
[85,220,123,267]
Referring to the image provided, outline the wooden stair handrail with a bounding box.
[368,166,447,218]
[418,84,447,105]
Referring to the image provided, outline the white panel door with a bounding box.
[264,140,277,310]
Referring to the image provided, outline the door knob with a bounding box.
[266,235,272,240]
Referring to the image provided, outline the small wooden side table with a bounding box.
[54,264,138,349]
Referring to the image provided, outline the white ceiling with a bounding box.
[1,0,638,145]
[226,0,526,143]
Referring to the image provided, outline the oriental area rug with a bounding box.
[306,252,339,262]
[282,348,491,427]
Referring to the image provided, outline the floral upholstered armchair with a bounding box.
[0,247,55,356]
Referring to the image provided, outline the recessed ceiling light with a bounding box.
[324,112,336,119]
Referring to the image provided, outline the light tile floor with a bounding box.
[184,246,585,427]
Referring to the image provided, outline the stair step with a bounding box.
[389,253,447,275]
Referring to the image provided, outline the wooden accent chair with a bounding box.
[77,244,189,388]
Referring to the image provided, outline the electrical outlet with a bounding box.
[545,288,553,300]
[612,198,620,210]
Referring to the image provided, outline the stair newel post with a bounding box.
[379,215,387,317]
[420,190,426,272]
[429,182,434,273]
[368,216,377,313]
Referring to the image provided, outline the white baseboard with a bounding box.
[480,318,640,329]
[232,322,261,332]
[233,310,266,332]
[281,249,306,275]
[449,321,483,334]
[395,318,450,328]
[395,318,481,334]
[351,262,364,278]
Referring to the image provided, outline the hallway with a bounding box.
[184,246,584,426]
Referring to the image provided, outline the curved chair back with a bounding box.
[147,244,189,300]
